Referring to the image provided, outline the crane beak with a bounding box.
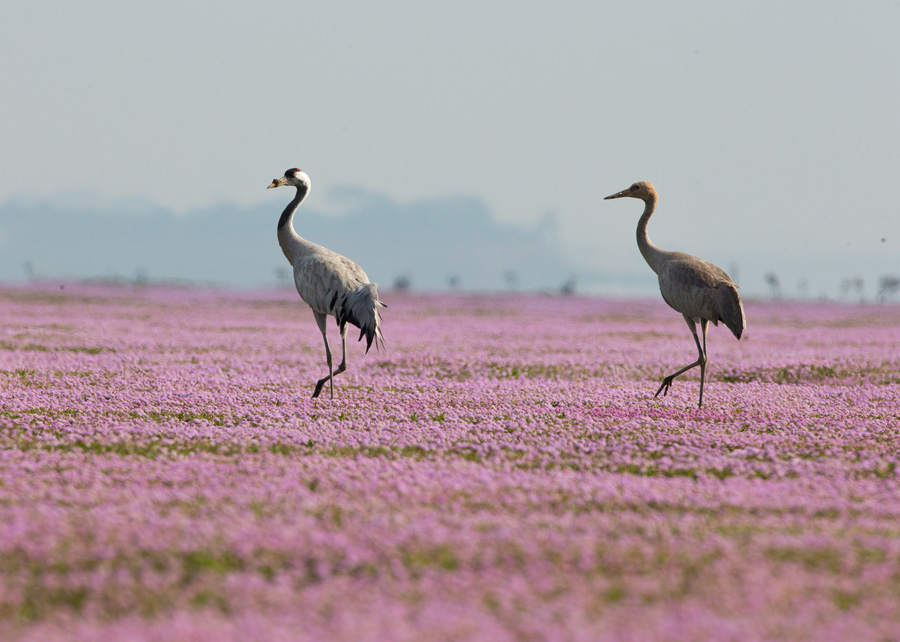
[267,178,282,189]
[604,188,630,200]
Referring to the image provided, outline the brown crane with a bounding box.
[605,181,745,407]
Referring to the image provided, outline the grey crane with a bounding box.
[268,168,385,399]
[605,181,745,407]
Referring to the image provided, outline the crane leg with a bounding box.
[312,321,349,399]
[655,316,709,407]
[312,313,333,399]
[697,319,709,408]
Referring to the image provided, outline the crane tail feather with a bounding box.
[334,282,386,352]
[716,283,746,340]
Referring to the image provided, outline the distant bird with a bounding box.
[605,181,745,407]
[268,168,385,399]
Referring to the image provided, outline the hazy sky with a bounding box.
[2,1,898,296]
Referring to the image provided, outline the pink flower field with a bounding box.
[1,283,899,641]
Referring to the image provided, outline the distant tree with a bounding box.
[764,272,782,300]
[560,276,577,296]
[274,267,292,288]
[503,269,520,291]
[877,274,900,302]
[797,278,810,299]
[393,273,412,292]
[839,277,865,303]
[447,274,461,290]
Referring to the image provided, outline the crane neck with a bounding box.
[636,193,666,275]
[277,184,310,263]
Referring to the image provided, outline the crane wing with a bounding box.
[293,250,370,313]
[293,249,386,351]
[657,252,740,326]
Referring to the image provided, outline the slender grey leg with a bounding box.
[655,315,709,407]
[329,323,350,398]
[313,321,349,399]
[312,312,333,399]
[697,318,709,408]
[331,324,349,395]
[335,323,348,377]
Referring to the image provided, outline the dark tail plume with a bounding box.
[716,282,746,340]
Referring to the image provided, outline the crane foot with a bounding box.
[654,377,675,398]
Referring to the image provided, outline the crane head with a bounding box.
[604,181,657,201]
[267,168,311,190]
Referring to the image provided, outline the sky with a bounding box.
[2,1,899,298]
